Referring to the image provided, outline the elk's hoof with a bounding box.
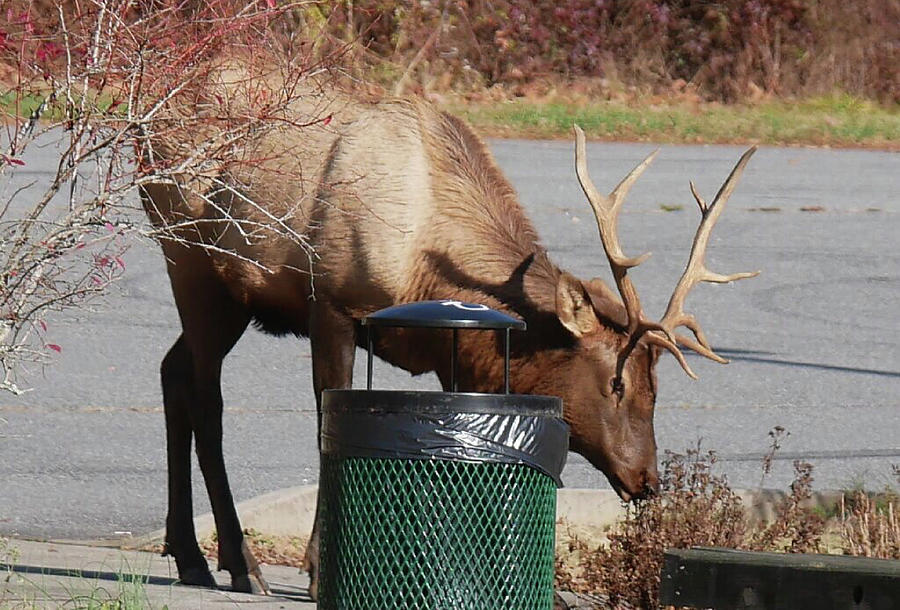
[303,532,320,601]
[178,566,217,589]
[305,564,319,601]
[232,570,270,595]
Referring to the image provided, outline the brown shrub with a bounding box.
[561,444,747,608]
[307,0,898,103]
[555,440,834,608]
[749,460,825,553]
[9,1,893,102]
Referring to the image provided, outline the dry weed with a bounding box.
[750,460,825,553]
[200,529,308,569]
[555,435,839,609]
[840,487,900,560]
[557,443,746,608]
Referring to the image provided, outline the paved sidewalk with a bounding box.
[1,539,315,608]
[1,486,844,608]
[0,539,609,609]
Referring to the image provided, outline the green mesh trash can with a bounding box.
[317,301,569,610]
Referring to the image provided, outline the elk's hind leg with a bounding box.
[166,271,267,594]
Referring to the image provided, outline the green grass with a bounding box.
[0,539,156,610]
[1,572,154,610]
[4,84,896,148]
[446,93,900,149]
[0,90,125,122]
[0,91,47,119]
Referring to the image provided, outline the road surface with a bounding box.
[1,138,898,540]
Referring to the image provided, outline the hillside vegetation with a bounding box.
[2,1,897,147]
[314,0,898,105]
[299,0,900,147]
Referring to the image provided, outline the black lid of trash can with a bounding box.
[362,300,526,330]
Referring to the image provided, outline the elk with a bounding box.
[140,76,758,595]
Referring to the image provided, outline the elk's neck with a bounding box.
[413,109,564,313]
[375,106,573,391]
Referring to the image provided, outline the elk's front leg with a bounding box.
[189,362,269,594]
[161,335,216,588]
[305,302,356,601]
[185,337,268,592]
[167,271,267,594]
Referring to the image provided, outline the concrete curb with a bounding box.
[129,485,846,548]
[129,486,319,548]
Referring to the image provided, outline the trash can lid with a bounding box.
[362,300,526,330]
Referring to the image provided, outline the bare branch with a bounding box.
[1,1,331,393]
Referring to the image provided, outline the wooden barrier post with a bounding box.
[660,547,899,610]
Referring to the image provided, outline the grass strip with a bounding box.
[446,94,899,149]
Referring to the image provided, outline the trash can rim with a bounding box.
[322,389,562,418]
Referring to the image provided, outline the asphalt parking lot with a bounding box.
[1,138,897,540]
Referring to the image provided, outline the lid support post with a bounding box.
[452,328,459,392]
[504,328,511,394]
[362,301,525,394]
[367,326,374,390]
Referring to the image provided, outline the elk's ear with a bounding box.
[556,273,598,337]
[584,277,628,329]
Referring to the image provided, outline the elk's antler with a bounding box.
[574,125,678,388]
[652,146,760,378]
[573,124,759,385]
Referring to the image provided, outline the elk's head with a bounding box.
[551,126,759,501]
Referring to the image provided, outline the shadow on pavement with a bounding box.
[717,348,899,378]
[1,562,314,603]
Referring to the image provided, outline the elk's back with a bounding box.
[142,82,538,339]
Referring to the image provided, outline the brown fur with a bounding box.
[142,75,663,595]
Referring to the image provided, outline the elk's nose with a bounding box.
[642,468,660,497]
